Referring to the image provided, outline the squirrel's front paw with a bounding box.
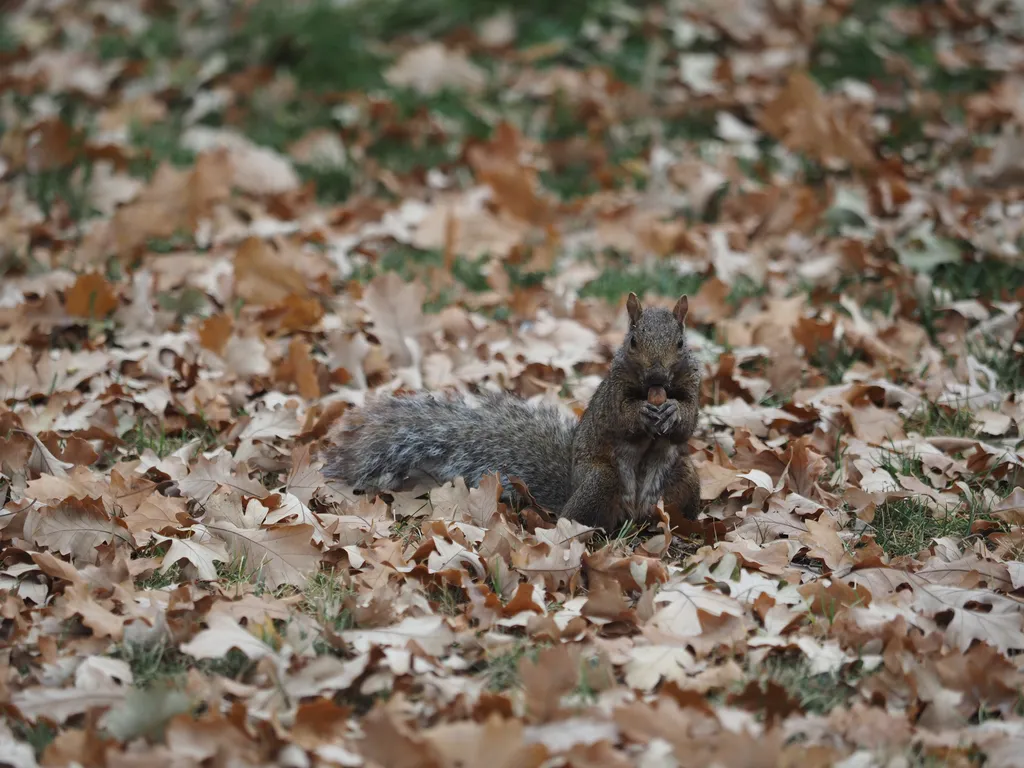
[653,401,681,435]
[640,402,664,436]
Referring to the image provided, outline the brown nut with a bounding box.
[647,387,667,406]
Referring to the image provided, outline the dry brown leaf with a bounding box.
[23,498,131,565]
[234,237,310,306]
[180,613,277,660]
[362,271,428,368]
[64,273,119,318]
[208,522,321,590]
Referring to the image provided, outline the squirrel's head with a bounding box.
[617,293,695,398]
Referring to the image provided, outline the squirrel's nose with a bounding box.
[644,370,669,389]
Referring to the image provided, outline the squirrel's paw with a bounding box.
[641,401,680,436]
[653,401,681,435]
[640,402,663,436]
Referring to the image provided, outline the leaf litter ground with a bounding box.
[2,1,1024,766]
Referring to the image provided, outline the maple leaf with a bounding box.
[359,704,447,768]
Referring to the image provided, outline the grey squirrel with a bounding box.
[323,293,702,530]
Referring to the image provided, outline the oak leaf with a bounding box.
[180,613,277,660]
[23,498,131,564]
[208,521,321,589]
[65,273,118,318]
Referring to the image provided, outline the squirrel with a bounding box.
[323,293,702,530]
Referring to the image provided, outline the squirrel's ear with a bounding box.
[673,295,689,326]
[626,292,642,326]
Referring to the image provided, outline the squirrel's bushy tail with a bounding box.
[323,392,576,512]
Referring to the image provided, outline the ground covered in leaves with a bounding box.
[2,0,1024,766]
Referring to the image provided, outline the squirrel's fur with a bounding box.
[324,293,702,529]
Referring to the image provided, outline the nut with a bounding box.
[647,387,667,406]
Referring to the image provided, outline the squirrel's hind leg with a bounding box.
[663,453,701,521]
[559,466,622,531]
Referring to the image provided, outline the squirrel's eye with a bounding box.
[677,338,685,350]
[630,335,638,349]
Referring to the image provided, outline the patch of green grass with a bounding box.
[904,401,976,438]
[742,652,869,716]
[808,338,863,385]
[389,88,492,142]
[370,139,452,178]
[147,231,194,254]
[216,554,266,592]
[96,15,183,62]
[579,258,704,304]
[122,418,218,460]
[726,275,767,307]
[662,108,719,143]
[354,245,490,300]
[135,563,183,591]
[302,571,355,634]
[932,258,1024,303]
[971,338,1024,393]
[482,640,540,692]
[116,639,256,687]
[872,497,975,558]
[535,99,651,199]
[810,2,996,95]
[299,165,355,203]
[878,108,929,155]
[239,95,337,153]
[228,0,386,92]
[810,16,889,90]
[157,287,209,323]
[878,449,925,481]
[7,718,56,758]
[0,17,18,53]
[594,517,645,549]
[114,640,190,688]
[428,584,467,617]
[129,119,195,179]
[25,165,96,223]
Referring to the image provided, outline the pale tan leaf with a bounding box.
[155,533,229,581]
[342,615,455,656]
[11,686,125,723]
[208,521,322,589]
[362,271,427,368]
[22,498,131,565]
[650,582,745,638]
[180,613,277,660]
